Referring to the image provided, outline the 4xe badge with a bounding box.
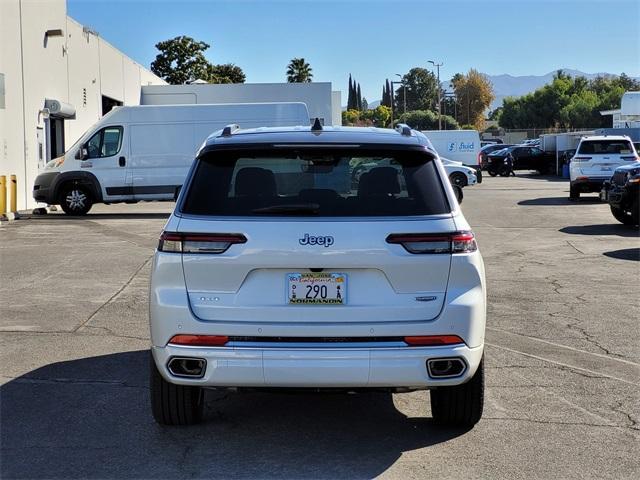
[299,233,334,247]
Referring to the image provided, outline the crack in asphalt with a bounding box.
[81,324,149,341]
[612,401,640,431]
[546,310,624,359]
[483,417,638,430]
[73,255,153,333]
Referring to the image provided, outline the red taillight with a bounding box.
[158,232,247,253]
[168,335,229,346]
[404,335,465,346]
[386,231,477,254]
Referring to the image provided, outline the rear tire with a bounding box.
[430,356,484,427]
[488,169,498,177]
[150,354,204,426]
[569,184,580,201]
[59,184,93,215]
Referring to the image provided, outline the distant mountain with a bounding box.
[358,70,635,112]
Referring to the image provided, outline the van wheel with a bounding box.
[150,355,204,426]
[59,184,93,215]
[430,356,484,427]
[449,172,467,188]
[610,205,636,226]
[569,184,580,201]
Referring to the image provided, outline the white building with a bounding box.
[600,91,640,128]
[141,83,342,127]
[0,0,166,211]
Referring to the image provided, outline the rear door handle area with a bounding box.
[119,156,126,167]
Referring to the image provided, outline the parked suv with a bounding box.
[600,163,640,226]
[569,135,639,200]
[149,123,487,427]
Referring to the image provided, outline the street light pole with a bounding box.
[428,60,443,130]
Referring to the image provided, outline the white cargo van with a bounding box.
[33,103,310,214]
[422,130,482,181]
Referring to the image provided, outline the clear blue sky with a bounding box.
[68,0,640,102]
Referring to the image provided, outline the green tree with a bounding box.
[452,69,495,130]
[151,36,212,85]
[371,105,391,127]
[286,58,313,83]
[499,72,633,129]
[394,68,439,112]
[207,63,245,84]
[396,110,459,130]
[342,109,361,126]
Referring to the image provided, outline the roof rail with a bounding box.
[220,124,240,137]
[311,117,323,132]
[395,123,412,136]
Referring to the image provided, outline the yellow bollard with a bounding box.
[10,175,17,213]
[0,175,6,216]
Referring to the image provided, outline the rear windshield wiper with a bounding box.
[251,203,320,215]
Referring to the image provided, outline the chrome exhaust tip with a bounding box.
[167,357,206,378]
[427,357,466,378]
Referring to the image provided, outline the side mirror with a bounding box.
[75,147,89,160]
[173,185,182,201]
[453,185,463,204]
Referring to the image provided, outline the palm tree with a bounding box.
[286,58,313,83]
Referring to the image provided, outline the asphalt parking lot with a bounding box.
[1,174,638,479]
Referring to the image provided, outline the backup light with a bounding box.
[158,232,246,253]
[386,231,477,254]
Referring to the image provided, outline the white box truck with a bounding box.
[32,103,310,214]
[421,130,482,181]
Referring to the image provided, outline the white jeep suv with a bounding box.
[569,135,639,200]
[149,123,487,427]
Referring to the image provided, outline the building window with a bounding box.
[0,73,5,109]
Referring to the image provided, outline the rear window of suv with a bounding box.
[578,140,633,155]
[181,148,450,217]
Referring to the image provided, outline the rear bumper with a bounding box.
[152,343,484,388]
[571,177,608,193]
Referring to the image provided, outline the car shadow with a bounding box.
[603,248,640,261]
[516,173,568,183]
[0,351,468,479]
[518,197,602,206]
[560,224,640,238]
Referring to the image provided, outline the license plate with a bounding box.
[287,273,347,305]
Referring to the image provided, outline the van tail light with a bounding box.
[621,155,639,161]
[158,232,247,253]
[572,156,592,162]
[404,335,465,346]
[386,231,477,254]
[168,335,229,346]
